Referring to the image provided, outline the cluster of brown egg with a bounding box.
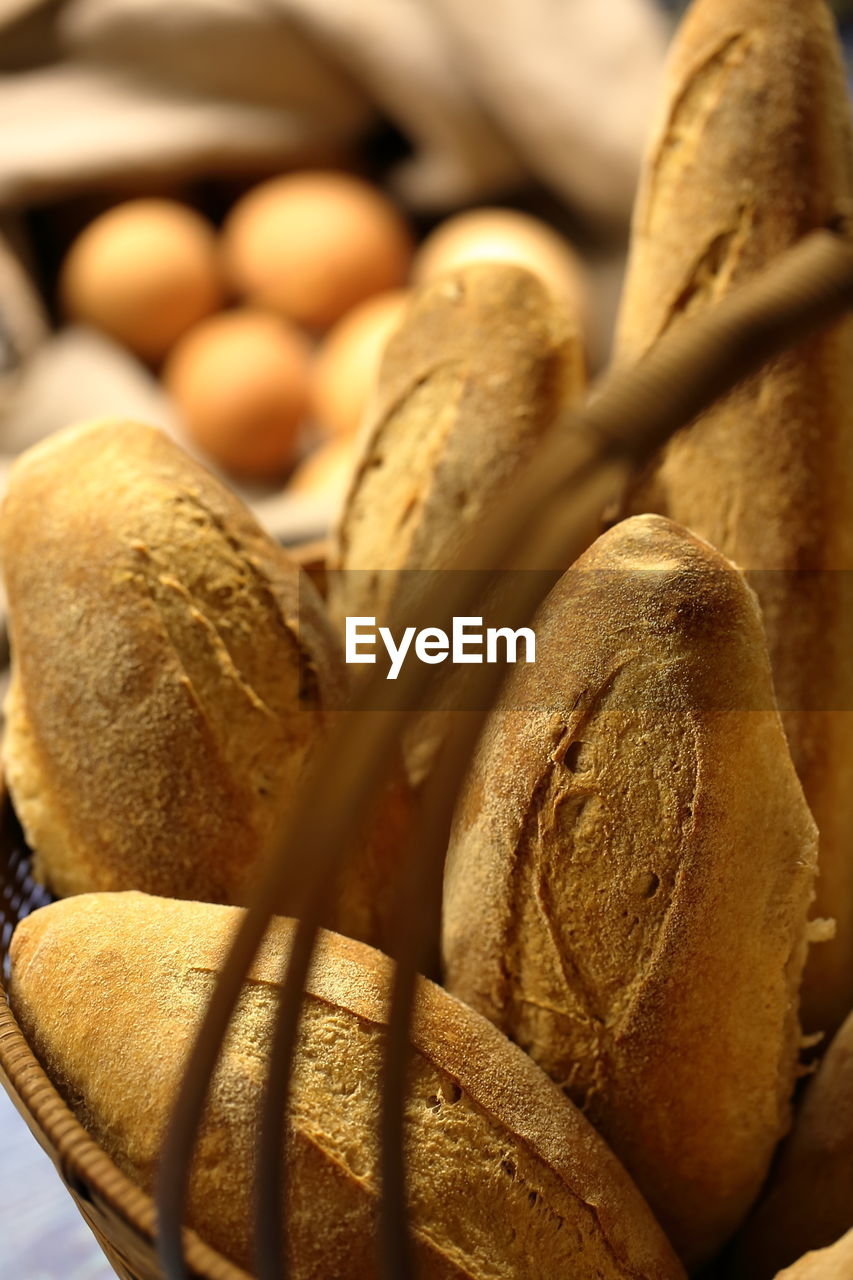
[59,171,589,505]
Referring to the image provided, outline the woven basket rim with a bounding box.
[0,959,252,1280]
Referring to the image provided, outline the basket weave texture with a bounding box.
[0,800,248,1280]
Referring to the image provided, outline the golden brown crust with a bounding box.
[615,0,853,1035]
[328,261,585,624]
[442,514,818,1269]
[0,419,346,906]
[734,1013,853,1279]
[327,261,585,786]
[8,892,686,1280]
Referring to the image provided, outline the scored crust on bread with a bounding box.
[328,260,585,785]
[8,892,687,1280]
[0,419,346,907]
[442,514,818,1269]
[328,260,585,627]
[614,0,853,1036]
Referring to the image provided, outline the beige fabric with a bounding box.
[0,62,366,208]
[0,0,50,31]
[427,0,671,226]
[0,326,180,454]
[266,0,522,207]
[0,0,668,218]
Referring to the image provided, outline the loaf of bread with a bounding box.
[0,419,346,907]
[328,260,585,626]
[614,0,853,1035]
[8,892,687,1280]
[735,1011,853,1279]
[442,514,818,1269]
[774,1231,853,1280]
[328,261,585,783]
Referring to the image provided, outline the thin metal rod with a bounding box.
[155,893,282,1279]
[252,719,406,1280]
[156,228,853,1280]
[378,714,481,1280]
[254,878,328,1280]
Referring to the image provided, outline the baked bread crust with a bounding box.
[615,0,853,1035]
[8,892,687,1280]
[329,260,585,625]
[0,419,346,905]
[328,261,585,785]
[442,514,818,1268]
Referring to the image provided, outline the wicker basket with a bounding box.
[0,794,249,1280]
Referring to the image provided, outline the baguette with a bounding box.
[328,260,585,783]
[8,892,687,1280]
[442,514,818,1269]
[328,260,585,625]
[0,419,345,907]
[735,1011,853,1279]
[615,0,853,1035]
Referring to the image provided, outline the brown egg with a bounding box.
[312,289,410,438]
[288,437,358,510]
[222,171,413,331]
[60,199,222,362]
[163,310,311,480]
[413,208,590,331]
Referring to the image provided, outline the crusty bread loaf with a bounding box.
[615,0,853,1035]
[774,1231,853,1280]
[0,419,346,907]
[328,261,585,784]
[8,892,687,1280]
[442,514,818,1269]
[735,1011,853,1279]
[328,260,585,626]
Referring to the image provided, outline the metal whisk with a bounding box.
[155,228,853,1280]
